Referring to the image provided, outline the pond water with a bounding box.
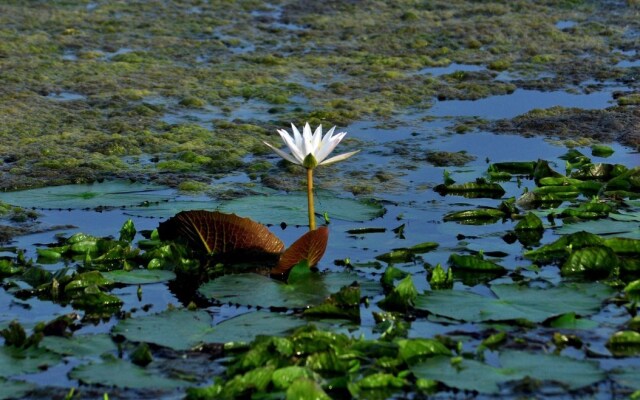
[2,62,640,400]
[427,87,619,119]
[416,63,486,76]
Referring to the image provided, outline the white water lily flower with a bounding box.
[264,123,359,169]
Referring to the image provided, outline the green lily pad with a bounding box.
[433,181,506,199]
[112,309,215,350]
[0,378,35,400]
[101,269,176,285]
[0,181,172,209]
[556,219,640,239]
[524,231,605,263]
[303,283,361,321]
[606,331,640,356]
[514,212,544,231]
[448,253,506,273]
[561,246,618,279]
[219,192,384,225]
[112,309,305,350]
[611,368,640,390]
[488,161,536,175]
[548,312,599,330]
[199,271,381,309]
[123,200,220,218]
[414,283,613,323]
[375,242,439,263]
[40,333,118,357]
[0,346,62,377]
[443,208,505,225]
[411,350,604,394]
[207,312,305,345]
[591,144,614,157]
[69,357,190,389]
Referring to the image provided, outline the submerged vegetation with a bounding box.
[1,0,639,190]
[1,0,640,398]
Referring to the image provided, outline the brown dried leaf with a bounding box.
[271,226,329,276]
[157,211,285,261]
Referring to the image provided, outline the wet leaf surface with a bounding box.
[40,333,117,357]
[0,378,35,400]
[101,269,176,285]
[69,357,191,389]
[220,192,385,225]
[112,308,304,350]
[0,346,62,377]
[199,271,381,309]
[411,350,604,394]
[415,283,614,323]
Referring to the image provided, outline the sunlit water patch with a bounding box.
[555,20,577,30]
[416,63,485,76]
[428,87,618,119]
[616,59,640,68]
[45,92,86,102]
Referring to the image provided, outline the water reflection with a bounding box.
[428,88,617,119]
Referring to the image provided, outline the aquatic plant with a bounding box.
[264,123,359,230]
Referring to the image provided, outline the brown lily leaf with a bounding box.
[157,211,285,262]
[271,226,329,276]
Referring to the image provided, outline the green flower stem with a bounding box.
[307,168,316,231]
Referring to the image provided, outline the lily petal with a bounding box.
[316,129,345,163]
[264,141,301,165]
[291,123,303,151]
[319,150,360,166]
[302,122,314,158]
[277,129,305,163]
[312,124,323,152]
[266,123,358,168]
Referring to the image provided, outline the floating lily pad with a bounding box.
[443,209,505,225]
[611,368,640,390]
[101,269,176,285]
[207,311,305,344]
[40,333,118,357]
[561,246,618,279]
[411,350,604,394]
[448,253,506,273]
[113,309,215,350]
[414,283,613,323]
[0,181,172,209]
[219,192,385,225]
[124,200,220,218]
[434,181,506,199]
[0,346,62,377]
[69,357,190,389]
[556,219,640,239]
[112,308,304,350]
[0,378,35,400]
[199,271,381,309]
[606,331,640,356]
[375,242,439,264]
[548,312,599,330]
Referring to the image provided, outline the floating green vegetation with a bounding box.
[1,0,639,189]
[1,0,640,398]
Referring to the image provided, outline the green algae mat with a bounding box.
[1,0,640,399]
